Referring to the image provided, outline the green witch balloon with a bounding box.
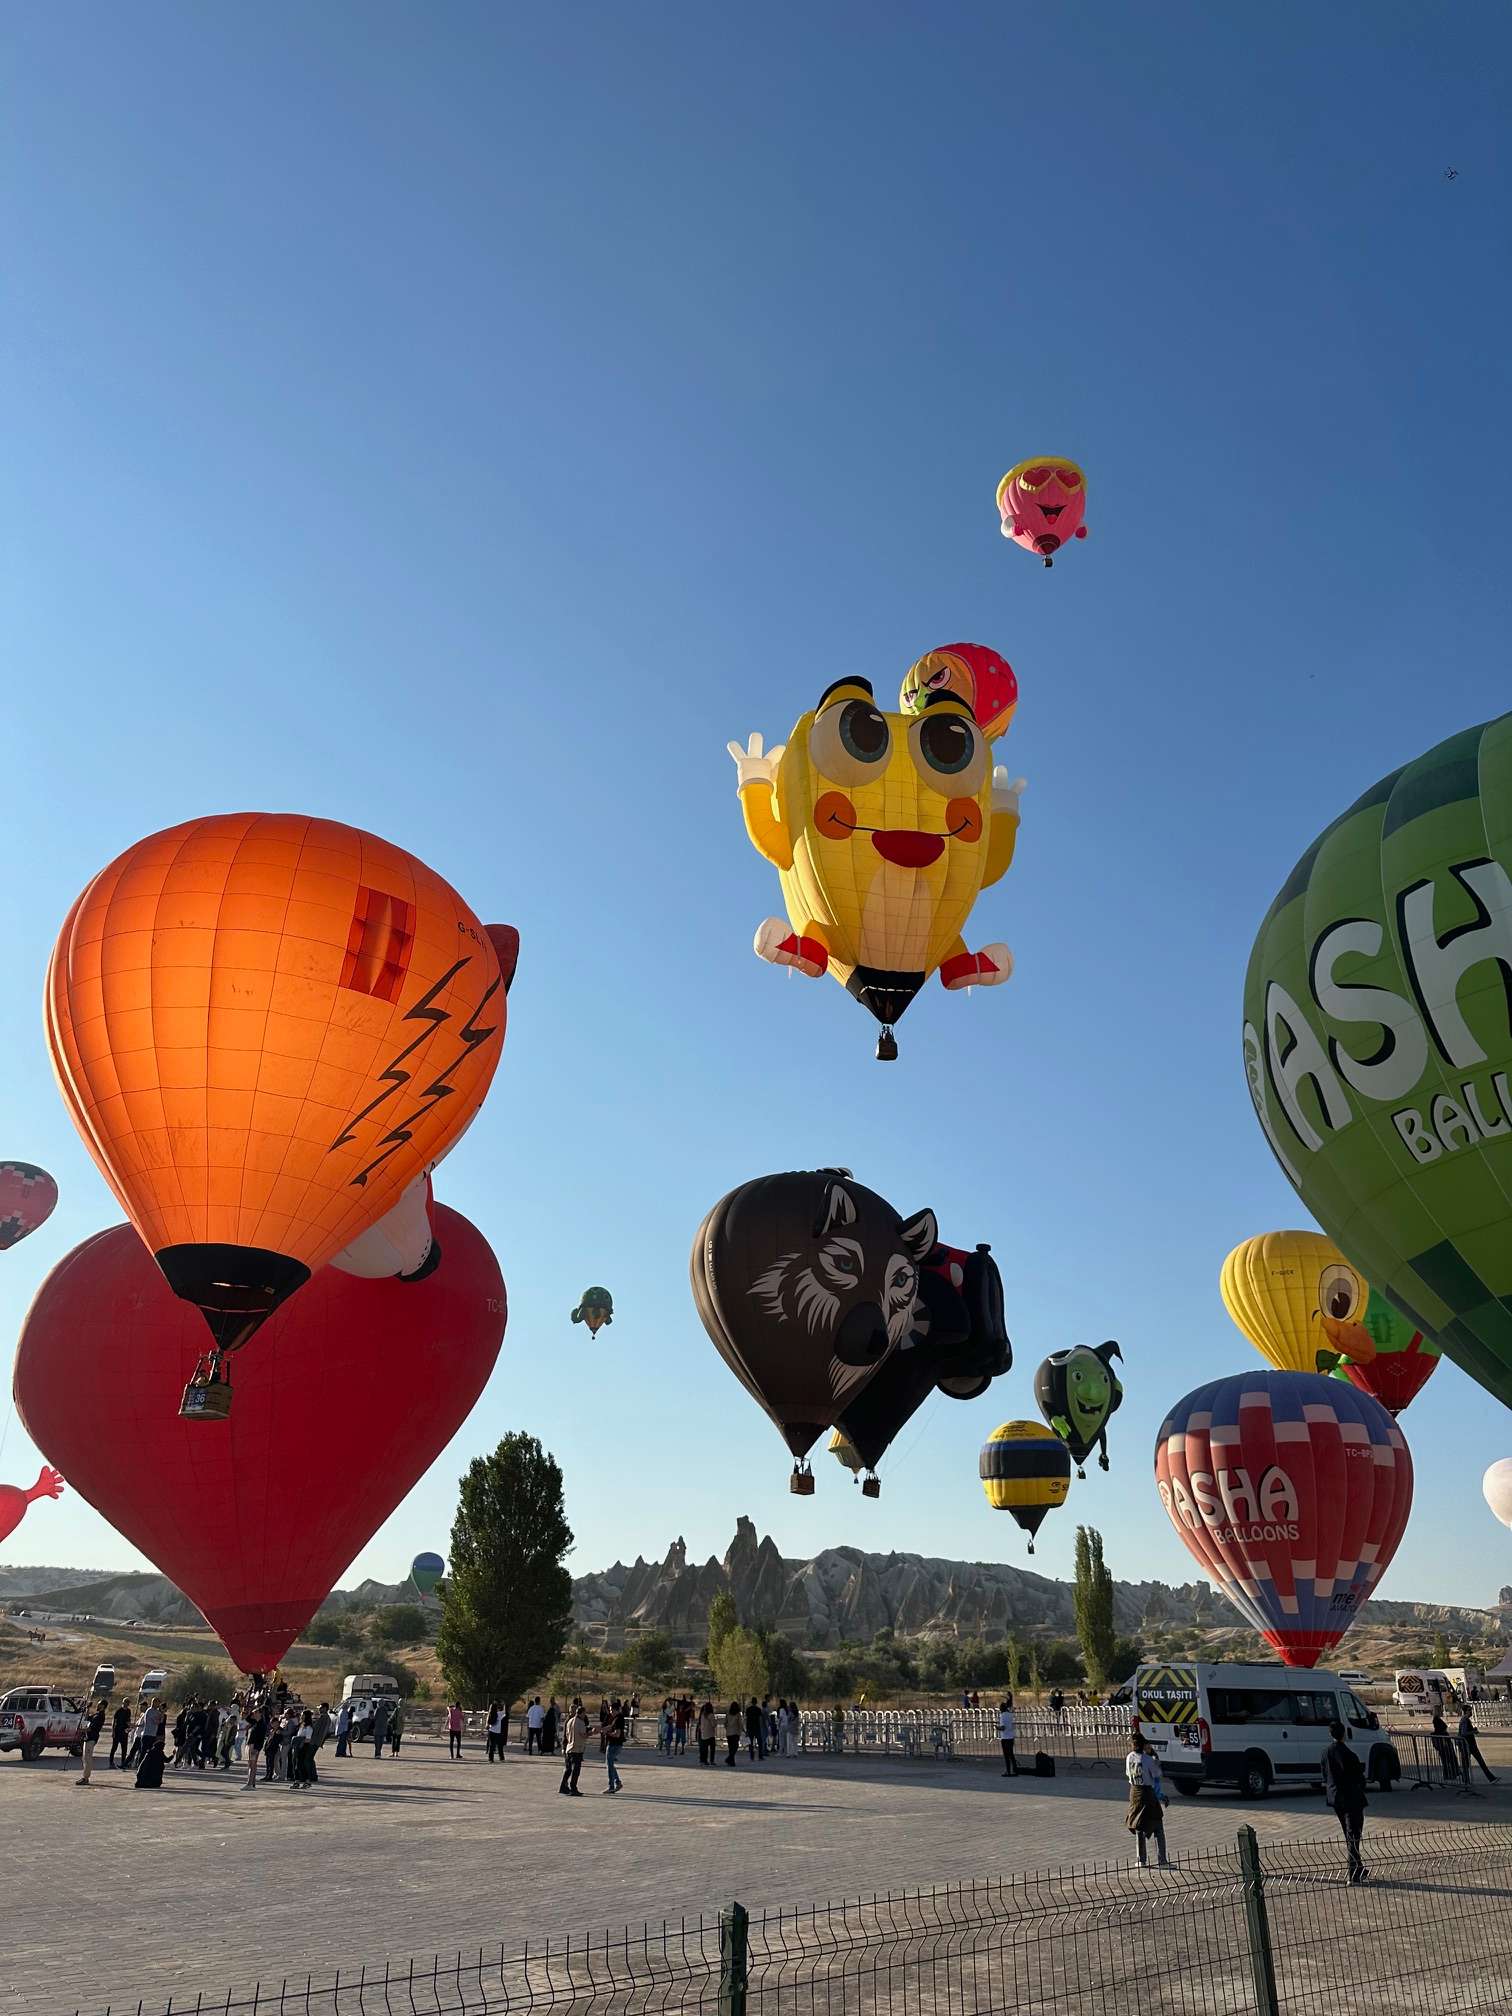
[572,1286,614,1335]
[1033,1341,1124,1476]
[1243,710,1512,1409]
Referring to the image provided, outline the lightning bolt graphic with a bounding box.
[329,957,469,1154]
[347,972,503,1187]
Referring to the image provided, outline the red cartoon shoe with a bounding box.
[940,943,1013,991]
[754,917,828,978]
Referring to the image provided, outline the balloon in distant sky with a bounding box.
[1242,711,1512,1410]
[571,1287,614,1334]
[1155,1370,1413,1669]
[0,1163,58,1252]
[410,1551,445,1595]
[1033,1341,1125,1477]
[900,644,1018,743]
[1220,1232,1375,1376]
[46,814,507,1402]
[1483,1460,1512,1532]
[0,1467,64,1548]
[13,1205,505,1672]
[996,457,1088,567]
[979,1420,1071,1553]
[1330,1289,1441,1417]
[691,1169,935,1482]
[728,678,1022,1059]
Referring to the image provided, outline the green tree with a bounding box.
[171,1657,235,1704]
[825,1655,857,1702]
[711,1625,769,1703]
[620,1630,683,1685]
[303,1615,346,1647]
[705,1590,739,1666]
[1432,1630,1452,1669]
[1027,1641,1043,1702]
[1002,1632,1021,1691]
[373,1603,427,1645]
[755,1629,809,1700]
[1074,1526,1118,1690]
[436,1433,574,1705]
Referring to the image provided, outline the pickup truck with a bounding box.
[0,1686,89,1760]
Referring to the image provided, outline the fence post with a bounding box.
[1236,1826,1279,2016]
[719,1902,749,2016]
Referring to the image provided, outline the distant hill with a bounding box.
[5,1568,205,1627]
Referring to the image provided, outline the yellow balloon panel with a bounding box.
[1219,1231,1372,1375]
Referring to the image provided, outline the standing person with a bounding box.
[233,1701,247,1763]
[1322,1721,1369,1884]
[998,1695,1019,1777]
[262,1709,285,1783]
[334,1701,352,1758]
[244,1699,269,1790]
[1430,1710,1460,1782]
[526,1697,544,1753]
[560,1699,589,1796]
[659,1699,675,1755]
[604,1697,626,1794]
[170,1703,190,1770]
[725,1701,742,1767]
[313,1702,333,1761]
[108,1700,131,1771]
[745,1697,762,1761]
[961,1688,971,1712]
[217,1708,237,1770]
[697,1700,717,1766]
[389,1700,404,1755]
[1124,1733,1170,1868]
[447,1700,464,1760]
[486,1702,504,1762]
[542,1697,558,1756]
[76,1698,107,1786]
[201,1702,220,1768]
[762,1697,776,1757]
[286,1711,312,1790]
[1457,1703,1497,1784]
[675,1697,691,1755]
[371,1696,392,1759]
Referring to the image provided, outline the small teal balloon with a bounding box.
[410,1551,445,1595]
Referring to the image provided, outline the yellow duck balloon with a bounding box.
[728,677,1024,1059]
[1219,1231,1378,1376]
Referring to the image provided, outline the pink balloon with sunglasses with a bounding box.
[996,457,1088,568]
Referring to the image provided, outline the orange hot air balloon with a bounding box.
[46,814,506,1402]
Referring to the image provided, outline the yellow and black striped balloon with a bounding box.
[979,1420,1070,1551]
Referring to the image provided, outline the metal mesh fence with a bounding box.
[74,1824,1512,2016]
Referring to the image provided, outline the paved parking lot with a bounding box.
[6,1734,1510,2014]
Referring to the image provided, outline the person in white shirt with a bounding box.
[526,1697,544,1754]
[998,1695,1018,1777]
[1125,1734,1170,1867]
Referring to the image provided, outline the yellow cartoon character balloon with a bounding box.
[727,677,1023,1058]
[1219,1231,1378,1376]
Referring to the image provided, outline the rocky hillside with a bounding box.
[570,1517,1509,1651]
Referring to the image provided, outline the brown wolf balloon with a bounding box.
[691,1169,936,1473]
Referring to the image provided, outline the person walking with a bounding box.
[244,1700,269,1790]
[725,1700,742,1767]
[334,1701,352,1758]
[217,1707,237,1770]
[526,1697,544,1754]
[76,1698,107,1786]
[697,1700,717,1766]
[1125,1733,1170,1868]
[389,1700,404,1756]
[1430,1710,1460,1782]
[447,1700,464,1759]
[1458,1703,1497,1784]
[604,1698,626,1794]
[108,1699,131,1771]
[372,1696,392,1759]
[745,1697,762,1762]
[998,1695,1019,1777]
[486,1702,504,1762]
[1322,1720,1369,1883]
[560,1699,589,1796]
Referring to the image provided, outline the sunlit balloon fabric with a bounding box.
[1243,711,1512,1410]
[46,814,506,1355]
[979,1420,1070,1552]
[1155,1370,1412,1669]
[1331,1289,1440,1417]
[1483,1459,1512,1532]
[729,677,1022,1056]
[13,1206,505,1670]
[1220,1231,1374,1375]
[996,458,1088,567]
[0,1163,58,1253]
[900,645,1018,743]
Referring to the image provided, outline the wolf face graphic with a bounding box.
[750,1178,936,1366]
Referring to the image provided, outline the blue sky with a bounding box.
[3,3,1510,1611]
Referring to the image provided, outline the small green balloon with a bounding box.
[1243,711,1512,1408]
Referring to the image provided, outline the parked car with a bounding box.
[0,1686,89,1761]
[1132,1661,1399,1798]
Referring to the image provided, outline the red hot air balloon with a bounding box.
[14,1206,504,1672]
[0,1163,58,1252]
[0,1466,64,1547]
[1155,1370,1412,1669]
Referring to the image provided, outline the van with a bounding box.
[1133,1662,1400,1799]
[1394,1666,1485,1711]
[341,1672,400,1718]
[138,1669,168,1701]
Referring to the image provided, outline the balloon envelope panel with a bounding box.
[1243,712,1512,1408]
[1155,1370,1412,1668]
[0,1163,58,1252]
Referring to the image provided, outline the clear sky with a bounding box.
[3,3,1510,1611]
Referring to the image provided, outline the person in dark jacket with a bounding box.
[134,1729,167,1789]
[744,1698,762,1761]
[1322,1721,1369,1884]
[108,1700,132,1770]
[1457,1705,1496,1783]
[1430,1710,1460,1782]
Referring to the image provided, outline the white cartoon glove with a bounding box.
[992,769,1027,817]
[727,732,785,792]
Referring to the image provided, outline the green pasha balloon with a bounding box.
[1243,711,1512,1408]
